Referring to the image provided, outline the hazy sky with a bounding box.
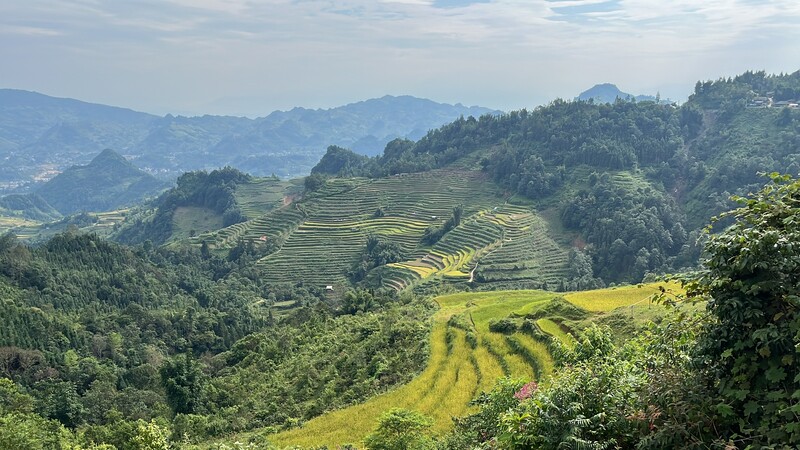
[2,0,799,117]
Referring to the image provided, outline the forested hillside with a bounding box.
[114,167,302,246]
[0,230,433,448]
[35,149,168,216]
[308,70,800,287]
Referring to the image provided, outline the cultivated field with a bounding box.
[267,283,673,447]
[198,170,570,294]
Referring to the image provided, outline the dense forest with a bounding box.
[0,230,432,448]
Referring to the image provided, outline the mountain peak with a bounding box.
[577,83,633,103]
[91,148,129,165]
[577,83,666,104]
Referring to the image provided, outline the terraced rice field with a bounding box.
[383,204,569,291]
[1,209,129,241]
[265,283,674,447]
[204,170,512,289]
[0,216,40,236]
[197,170,570,292]
[270,289,559,447]
[563,281,682,312]
[473,205,569,286]
[234,177,300,219]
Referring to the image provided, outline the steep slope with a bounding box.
[35,149,168,215]
[316,70,798,286]
[195,170,570,293]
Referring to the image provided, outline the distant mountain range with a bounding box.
[0,89,501,193]
[577,83,668,104]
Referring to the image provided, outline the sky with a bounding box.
[2,0,799,117]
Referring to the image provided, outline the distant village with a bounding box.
[747,92,800,109]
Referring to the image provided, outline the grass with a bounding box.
[172,206,224,241]
[536,318,575,347]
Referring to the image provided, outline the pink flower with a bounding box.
[513,381,538,400]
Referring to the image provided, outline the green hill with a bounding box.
[191,169,572,294]
[114,168,301,246]
[1,70,798,450]
[0,192,61,222]
[34,149,168,215]
[285,70,799,288]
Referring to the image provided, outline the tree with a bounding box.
[685,173,800,446]
[304,173,327,192]
[131,419,171,450]
[159,355,206,415]
[364,408,434,450]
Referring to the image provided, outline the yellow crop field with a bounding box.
[563,281,683,312]
[536,318,575,347]
[265,284,676,448]
[270,289,554,448]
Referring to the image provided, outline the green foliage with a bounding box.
[303,173,327,192]
[690,70,800,109]
[421,204,463,245]
[131,419,172,450]
[447,320,695,449]
[214,299,433,435]
[488,318,517,334]
[160,355,207,416]
[311,145,377,177]
[0,193,62,222]
[445,175,800,449]
[561,173,684,283]
[35,149,167,216]
[348,235,405,283]
[440,378,526,449]
[684,173,800,446]
[116,167,251,245]
[0,378,34,414]
[0,412,76,450]
[364,408,434,450]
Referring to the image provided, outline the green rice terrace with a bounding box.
[196,170,571,293]
[254,282,676,448]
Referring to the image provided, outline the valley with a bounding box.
[0,70,797,449]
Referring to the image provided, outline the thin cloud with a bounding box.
[0,25,63,37]
[0,0,798,115]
